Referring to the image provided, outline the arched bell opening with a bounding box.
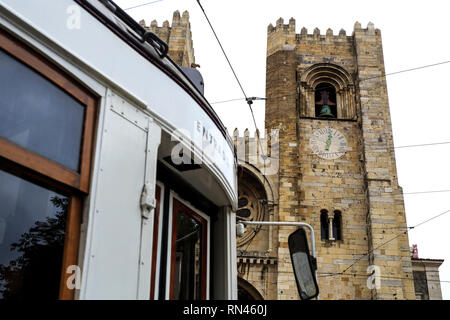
[315,83,337,118]
[299,63,356,119]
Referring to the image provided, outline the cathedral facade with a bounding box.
[235,19,416,300]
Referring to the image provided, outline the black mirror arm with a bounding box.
[310,256,318,271]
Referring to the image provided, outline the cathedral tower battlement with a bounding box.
[232,128,279,173]
[140,10,195,67]
[267,19,381,57]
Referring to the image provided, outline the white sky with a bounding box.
[116,0,450,299]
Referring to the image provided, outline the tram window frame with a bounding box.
[167,193,210,300]
[0,29,97,300]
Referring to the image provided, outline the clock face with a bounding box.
[309,127,347,160]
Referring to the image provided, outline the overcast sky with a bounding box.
[116,0,450,299]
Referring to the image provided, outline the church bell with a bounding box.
[318,104,334,118]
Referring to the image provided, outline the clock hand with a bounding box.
[325,133,333,151]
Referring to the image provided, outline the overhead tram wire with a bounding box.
[195,0,268,168]
[194,0,267,150]
[210,59,450,105]
[256,270,450,284]
[237,188,450,204]
[404,189,450,195]
[211,98,246,105]
[235,140,450,161]
[195,0,248,100]
[339,208,450,274]
[195,0,272,260]
[123,0,164,11]
[366,60,450,80]
[243,208,450,276]
[315,273,450,284]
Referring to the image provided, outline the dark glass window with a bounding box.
[320,210,329,240]
[174,210,203,300]
[170,197,208,300]
[236,195,253,219]
[236,208,251,218]
[0,29,97,300]
[333,210,342,241]
[0,169,68,300]
[0,49,85,171]
[238,197,248,208]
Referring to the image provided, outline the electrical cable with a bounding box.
[340,208,450,273]
[196,0,248,100]
[123,0,163,11]
[210,60,450,105]
[195,3,271,253]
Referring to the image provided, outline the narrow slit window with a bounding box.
[333,210,342,241]
[320,210,329,240]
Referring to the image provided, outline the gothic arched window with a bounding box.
[315,83,337,118]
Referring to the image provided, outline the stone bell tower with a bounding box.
[265,18,415,300]
[140,10,195,67]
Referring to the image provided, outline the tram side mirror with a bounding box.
[288,227,319,300]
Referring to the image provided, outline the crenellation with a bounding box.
[367,22,375,35]
[288,17,296,32]
[268,19,358,56]
[233,128,239,139]
[326,28,333,37]
[181,10,190,25]
[141,11,195,67]
[313,27,320,38]
[172,10,181,26]
[276,17,284,28]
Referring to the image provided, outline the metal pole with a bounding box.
[238,220,318,300]
[239,221,316,258]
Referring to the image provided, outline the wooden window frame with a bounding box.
[0,28,97,300]
[169,196,208,300]
[0,28,96,194]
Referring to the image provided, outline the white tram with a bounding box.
[0,0,238,300]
